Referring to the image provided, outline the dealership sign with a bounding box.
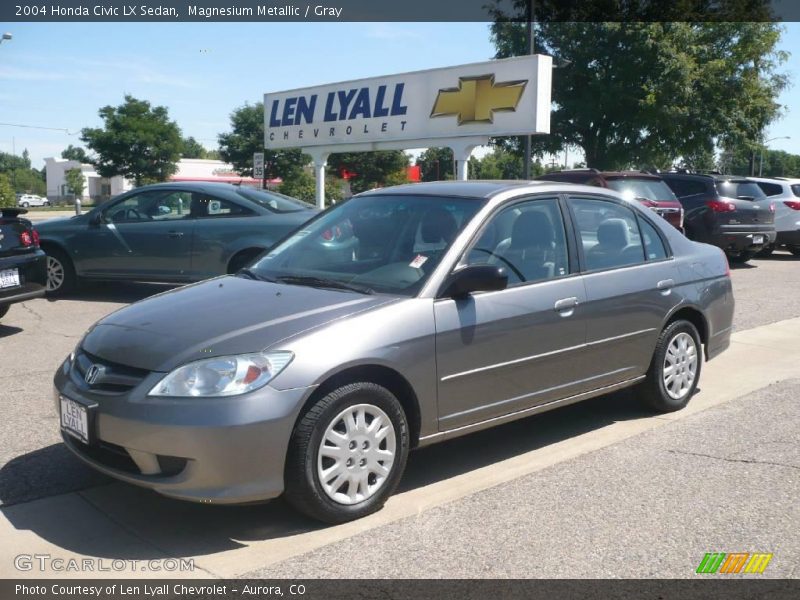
[263,55,552,150]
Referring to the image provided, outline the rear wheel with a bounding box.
[755,244,774,258]
[790,247,800,257]
[21,202,29,208]
[42,201,50,207]
[728,251,754,264]
[637,320,702,413]
[227,249,263,274]
[284,382,409,524]
[0,305,9,321]
[44,247,77,296]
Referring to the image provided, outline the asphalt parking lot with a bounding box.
[0,249,798,578]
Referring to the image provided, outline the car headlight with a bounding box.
[149,351,294,397]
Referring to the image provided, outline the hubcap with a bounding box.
[317,403,396,505]
[46,256,65,292]
[663,332,698,400]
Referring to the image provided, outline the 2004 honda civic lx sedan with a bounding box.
[54,181,734,523]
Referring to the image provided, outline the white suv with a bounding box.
[17,194,49,207]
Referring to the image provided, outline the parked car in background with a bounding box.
[55,180,733,523]
[35,182,317,295]
[660,172,776,263]
[535,169,684,231]
[0,207,47,322]
[749,177,800,257]
[17,194,50,208]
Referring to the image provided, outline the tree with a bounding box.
[489,18,787,170]
[469,147,526,179]
[81,95,184,186]
[10,168,46,195]
[181,136,209,159]
[61,145,92,164]
[65,168,85,198]
[279,171,343,204]
[327,151,409,193]
[0,174,14,208]
[0,151,29,173]
[416,147,454,181]
[218,102,308,179]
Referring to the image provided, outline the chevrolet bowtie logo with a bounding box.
[431,74,527,125]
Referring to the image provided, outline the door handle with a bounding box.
[656,279,675,292]
[554,297,579,313]
[168,231,184,239]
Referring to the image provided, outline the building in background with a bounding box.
[45,158,280,204]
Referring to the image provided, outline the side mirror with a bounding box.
[88,211,103,226]
[441,265,508,299]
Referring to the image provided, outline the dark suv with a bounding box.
[660,173,776,262]
[0,207,46,322]
[535,169,684,230]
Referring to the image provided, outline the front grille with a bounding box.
[71,349,149,394]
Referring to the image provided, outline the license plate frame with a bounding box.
[0,268,20,289]
[59,395,96,445]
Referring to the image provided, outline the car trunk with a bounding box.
[0,217,30,256]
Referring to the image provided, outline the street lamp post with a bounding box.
[760,136,791,177]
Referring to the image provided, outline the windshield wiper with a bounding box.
[275,275,374,295]
[236,268,277,283]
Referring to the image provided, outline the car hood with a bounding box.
[81,276,399,372]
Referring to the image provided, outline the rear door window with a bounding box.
[755,182,784,197]
[569,197,646,271]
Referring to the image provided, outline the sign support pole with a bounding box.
[309,150,330,209]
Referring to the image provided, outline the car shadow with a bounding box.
[46,281,180,304]
[0,387,657,562]
[729,261,757,270]
[759,252,800,262]
[0,324,23,339]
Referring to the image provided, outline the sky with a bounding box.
[0,21,799,170]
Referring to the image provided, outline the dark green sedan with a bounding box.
[35,182,317,295]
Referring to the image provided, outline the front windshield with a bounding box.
[247,194,486,296]
[235,188,313,213]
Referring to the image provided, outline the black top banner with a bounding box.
[2,0,800,22]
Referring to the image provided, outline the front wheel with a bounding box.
[637,320,702,413]
[284,382,409,524]
[756,244,774,258]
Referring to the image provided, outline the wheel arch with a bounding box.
[225,246,267,274]
[293,364,422,448]
[663,304,709,358]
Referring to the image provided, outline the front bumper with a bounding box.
[0,250,46,306]
[54,362,314,504]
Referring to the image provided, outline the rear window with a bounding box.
[716,181,766,200]
[234,188,313,213]
[605,178,677,202]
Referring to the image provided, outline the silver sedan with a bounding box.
[54,180,734,523]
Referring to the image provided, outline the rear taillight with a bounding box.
[706,200,736,213]
[32,229,40,247]
[19,231,33,247]
[769,202,776,213]
[784,201,800,211]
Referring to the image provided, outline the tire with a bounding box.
[790,247,800,257]
[284,382,410,524]
[0,305,9,321]
[227,249,263,274]
[44,247,77,296]
[43,201,50,207]
[637,320,702,413]
[728,251,754,264]
[21,202,29,208]
[755,245,774,258]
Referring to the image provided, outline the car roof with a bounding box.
[661,172,753,182]
[539,169,662,180]
[131,181,256,194]
[357,180,583,199]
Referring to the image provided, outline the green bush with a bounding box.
[0,174,15,208]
